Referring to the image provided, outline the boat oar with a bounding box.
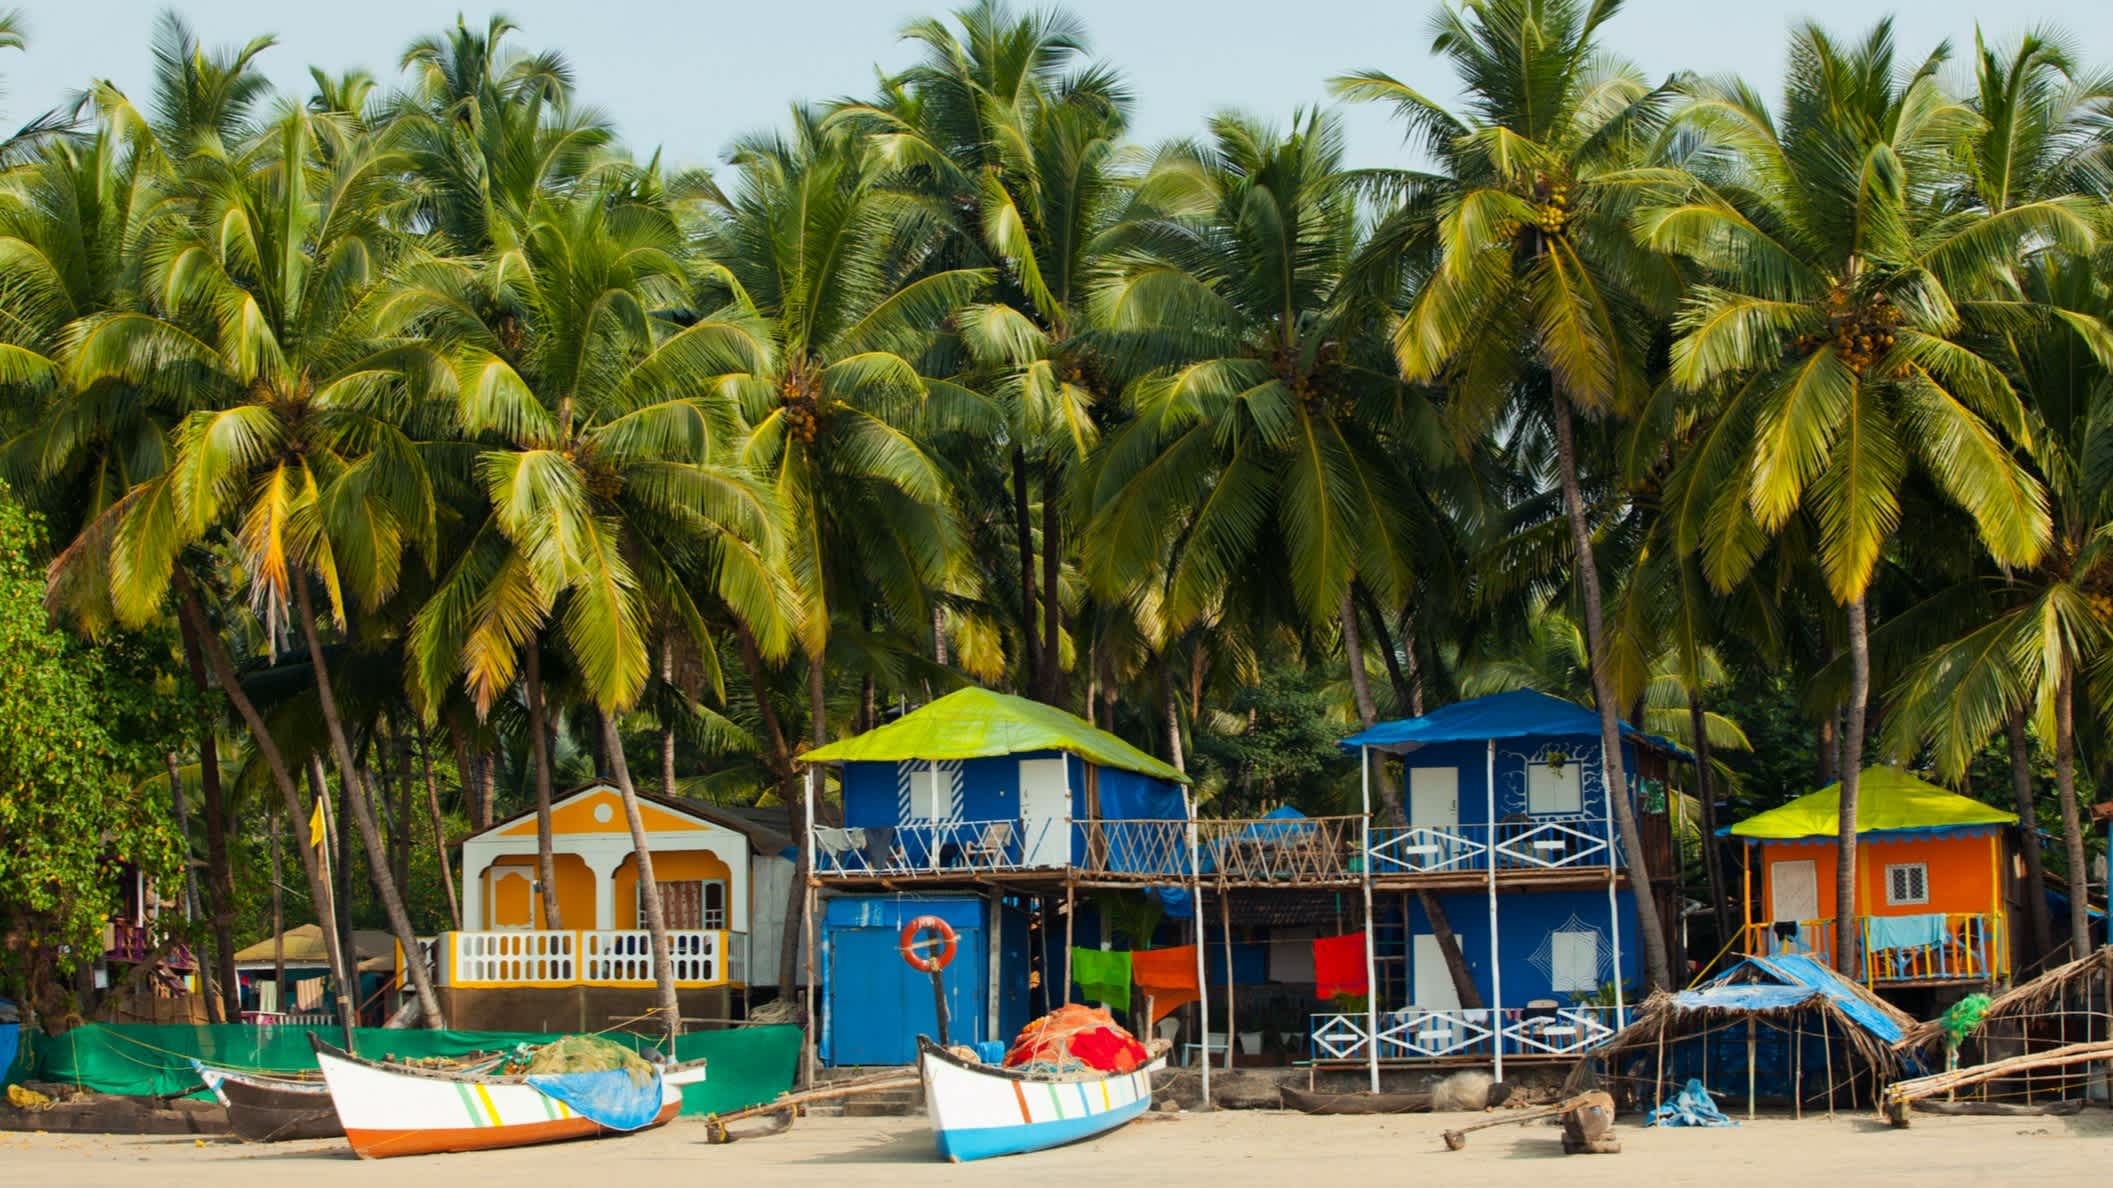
[1441,1094,1593,1151]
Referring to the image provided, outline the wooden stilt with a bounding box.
[1823,1016,1834,1118]
[1222,890,1236,1072]
[802,879,818,1089]
[1793,1018,1803,1119]
[1655,1017,1668,1113]
[1063,878,1076,1003]
[1746,1017,1757,1119]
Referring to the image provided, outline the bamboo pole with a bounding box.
[1823,1016,1834,1118]
[1746,1017,1757,1119]
[1359,745,1380,1092]
[1793,1017,1803,1119]
[1185,791,1211,1111]
[1222,890,1236,1073]
[1655,1016,1668,1113]
[1063,878,1075,1003]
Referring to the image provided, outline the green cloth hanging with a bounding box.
[1071,947,1133,1007]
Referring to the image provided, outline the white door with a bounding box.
[1412,934,1463,1010]
[1771,859,1819,923]
[1551,930,1600,993]
[1408,767,1459,828]
[1017,758,1071,866]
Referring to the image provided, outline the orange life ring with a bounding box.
[899,915,958,972]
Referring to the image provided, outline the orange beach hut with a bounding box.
[1728,768,2016,991]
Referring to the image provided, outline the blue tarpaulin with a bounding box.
[1648,1078,1736,1127]
[1340,689,1690,758]
[526,1068,667,1131]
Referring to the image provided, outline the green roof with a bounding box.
[1729,767,2016,840]
[801,686,1187,783]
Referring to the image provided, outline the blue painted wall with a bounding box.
[1393,735,1646,826]
[1401,887,1642,1005]
[822,894,997,1066]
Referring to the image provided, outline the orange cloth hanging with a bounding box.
[1311,932,1369,1000]
[1130,945,1202,1024]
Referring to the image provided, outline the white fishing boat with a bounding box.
[193,1061,340,1142]
[918,1036,1163,1162]
[310,1037,704,1158]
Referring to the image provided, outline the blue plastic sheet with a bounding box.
[1648,1078,1735,1127]
[1341,689,1689,758]
[526,1068,666,1131]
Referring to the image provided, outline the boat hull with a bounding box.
[918,1037,1157,1162]
[195,1064,341,1141]
[312,1043,688,1159]
[1279,1087,1432,1115]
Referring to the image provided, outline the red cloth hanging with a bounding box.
[1311,932,1369,1000]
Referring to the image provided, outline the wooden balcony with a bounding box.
[427,928,746,989]
[1199,816,1363,886]
[1739,913,2006,987]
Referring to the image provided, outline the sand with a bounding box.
[0,1107,2101,1186]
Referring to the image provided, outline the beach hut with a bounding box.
[801,687,1195,1068]
[1727,768,2017,991]
[230,924,395,1021]
[1573,954,1918,1116]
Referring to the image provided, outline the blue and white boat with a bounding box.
[917,1036,1163,1162]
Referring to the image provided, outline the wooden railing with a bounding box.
[1198,816,1362,884]
[1309,1005,1623,1063]
[1078,819,1193,879]
[437,929,742,988]
[1738,913,2006,984]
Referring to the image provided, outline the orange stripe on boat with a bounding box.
[1011,1079,1032,1123]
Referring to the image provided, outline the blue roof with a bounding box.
[1671,954,1907,1045]
[1340,689,1691,759]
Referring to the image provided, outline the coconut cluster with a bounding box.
[1794,289,1903,376]
[779,369,823,443]
[1531,172,1573,234]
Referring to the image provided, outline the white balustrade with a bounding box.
[445,929,740,987]
[811,817,1060,876]
[1308,1006,1622,1063]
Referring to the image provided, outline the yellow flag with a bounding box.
[308,797,327,849]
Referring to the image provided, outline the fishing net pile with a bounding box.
[503,1035,656,1087]
[1003,1005,1149,1074]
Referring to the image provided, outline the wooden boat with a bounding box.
[917,1036,1162,1162]
[310,1038,705,1158]
[1279,1086,1432,1115]
[192,1062,341,1141]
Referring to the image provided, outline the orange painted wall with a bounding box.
[483,853,597,928]
[1752,832,2002,922]
[611,851,732,929]
[494,789,705,838]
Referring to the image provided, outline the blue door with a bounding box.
[828,926,987,1066]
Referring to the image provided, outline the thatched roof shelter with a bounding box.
[1568,955,1921,1113]
[1896,948,2113,1100]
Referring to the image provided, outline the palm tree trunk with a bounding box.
[2055,666,2091,959]
[1397,607,1426,716]
[1341,590,1408,824]
[931,603,949,667]
[1354,582,1414,713]
[734,625,806,998]
[1551,391,1672,989]
[173,609,241,1023]
[598,707,681,1047]
[293,579,445,1027]
[1836,595,1870,975]
[418,729,462,931]
[660,637,681,800]
[1160,669,1185,775]
[1040,456,1064,705]
[173,576,356,1044]
[164,751,222,1022]
[270,803,285,993]
[1013,444,1041,691]
[524,642,564,931]
[1688,689,1731,942]
[2004,709,2054,961]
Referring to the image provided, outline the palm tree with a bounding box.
[1334,0,1682,985]
[72,104,449,1024]
[835,0,1135,700]
[398,188,790,1041]
[1642,20,2077,970]
[695,109,988,990]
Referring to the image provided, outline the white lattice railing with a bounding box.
[1309,1006,1622,1063]
[444,929,739,987]
[811,817,1062,876]
[1367,818,1616,877]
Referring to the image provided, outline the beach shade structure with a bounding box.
[1724,769,2019,989]
[1896,947,2113,1102]
[232,924,399,974]
[1566,954,1919,1117]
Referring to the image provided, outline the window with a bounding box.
[1527,757,1584,814]
[1551,930,1600,993]
[647,880,727,930]
[1885,863,1929,907]
[907,767,946,820]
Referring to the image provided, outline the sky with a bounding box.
[6,0,2113,172]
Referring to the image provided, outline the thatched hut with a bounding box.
[1899,948,2113,1102]
[1567,954,1919,1116]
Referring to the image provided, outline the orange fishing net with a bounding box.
[1002,1005,1149,1074]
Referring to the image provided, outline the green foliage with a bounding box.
[1191,660,1355,815]
[0,488,182,992]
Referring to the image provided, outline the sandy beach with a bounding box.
[0,1107,2101,1187]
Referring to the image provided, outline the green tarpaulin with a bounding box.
[803,686,1187,782]
[20,1023,799,1117]
[1727,767,2017,839]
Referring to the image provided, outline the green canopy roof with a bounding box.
[802,686,1187,783]
[1728,767,2016,840]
